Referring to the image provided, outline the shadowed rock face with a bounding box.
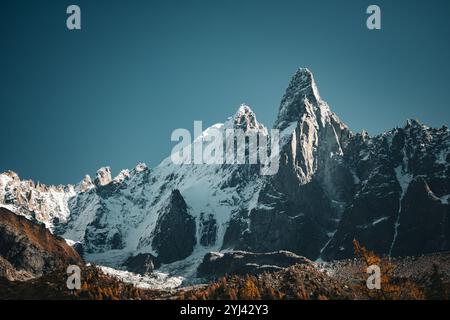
[151,190,196,264]
[199,213,217,247]
[123,253,160,275]
[390,177,449,256]
[223,69,450,261]
[223,68,353,260]
[322,121,450,260]
[0,256,34,281]
[0,207,83,278]
[197,250,313,279]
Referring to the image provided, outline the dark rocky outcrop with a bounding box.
[151,190,196,264]
[197,250,312,279]
[391,177,449,256]
[0,207,83,278]
[0,256,34,281]
[223,68,352,260]
[72,242,84,256]
[123,253,160,275]
[199,213,217,247]
[323,120,450,260]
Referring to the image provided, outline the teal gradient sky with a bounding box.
[1,0,449,184]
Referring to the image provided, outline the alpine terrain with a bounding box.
[1,68,449,283]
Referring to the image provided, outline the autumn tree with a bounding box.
[353,239,424,300]
[238,276,261,300]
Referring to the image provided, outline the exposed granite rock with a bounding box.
[0,207,83,278]
[123,253,160,275]
[323,121,450,260]
[151,190,196,264]
[199,213,217,247]
[94,167,112,187]
[0,256,34,281]
[197,250,312,278]
[391,176,449,256]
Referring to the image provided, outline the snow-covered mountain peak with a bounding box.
[95,167,112,186]
[287,67,321,103]
[272,68,350,189]
[0,170,20,181]
[0,171,76,230]
[113,170,131,184]
[134,163,148,173]
[291,67,320,97]
[405,118,426,130]
[78,175,94,193]
[226,104,267,133]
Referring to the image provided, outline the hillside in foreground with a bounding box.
[1,249,449,300]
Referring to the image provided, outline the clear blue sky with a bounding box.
[1,0,449,184]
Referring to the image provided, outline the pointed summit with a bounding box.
[94,167,112,186]
[274,68,325,130]
[272,68,350,187]
[285,68,321,104]
[227,104,267,133]
[405,118,424,129]
[235,104,254,116]
[290,68,321,99]
[79,174,94,192]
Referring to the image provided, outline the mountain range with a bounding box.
[1,68,449,279]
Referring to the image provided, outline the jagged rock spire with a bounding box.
[79,175,94,192]
[274,68,324,130]
[226,104,267,133]
[272,67,350,199]
[95,167,112,186]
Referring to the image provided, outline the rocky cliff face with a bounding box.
[0,171,76,230]
[1,68,449,276]
[223,69,354,260]
[0,207,83,279]
[322,119,450,259]
[151,190,196,264]
[198,251,313,279]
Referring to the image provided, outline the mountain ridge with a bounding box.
[1,68,449,278]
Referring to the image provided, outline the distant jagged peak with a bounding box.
[355,129,370,141]
[392,118,430,142]
[79,174,94,192]
[405,118,426,130]
[225,104,267,134]
[234,104,255,118]
[0,171,41,189]
[0,170,20,181]
[134,162,148,173]
[113,169,131,184]
[0,170,71,193]
[360,129,369,137]
[94,166,112,186]
[89,163,149,188]
[398,119,450,142]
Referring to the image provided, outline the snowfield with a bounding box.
[99,266,184,290]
